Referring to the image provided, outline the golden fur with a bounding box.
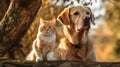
[26,18,57,62]
[55,6,96,62]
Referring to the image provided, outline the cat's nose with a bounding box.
[46,29,49,32]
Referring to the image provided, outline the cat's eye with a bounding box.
[73,11,79,15]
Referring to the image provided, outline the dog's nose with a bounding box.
[84,17,90,20]
[86,11,90,15]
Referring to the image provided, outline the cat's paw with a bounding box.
[36,57,43,62]
[47,52,57,61]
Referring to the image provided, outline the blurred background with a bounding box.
[1,0,120,62]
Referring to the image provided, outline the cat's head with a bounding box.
[38,18,56,35]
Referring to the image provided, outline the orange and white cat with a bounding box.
[26,18,57,62]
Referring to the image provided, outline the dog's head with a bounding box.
[57,6,95,32]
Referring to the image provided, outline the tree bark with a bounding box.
[0,0,10,21]
[0,0,42,57]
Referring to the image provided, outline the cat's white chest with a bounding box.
[43,34,56,43]
[37,33,56,43]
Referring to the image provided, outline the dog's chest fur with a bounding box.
[56,38,92,61]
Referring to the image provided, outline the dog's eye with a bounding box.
[73,11,79,15]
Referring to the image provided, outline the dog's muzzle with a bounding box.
[83,17,90,27]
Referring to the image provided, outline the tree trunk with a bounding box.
[0,0,42,57]
[0,0,10,21]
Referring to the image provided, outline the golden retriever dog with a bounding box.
[55,6,96,62]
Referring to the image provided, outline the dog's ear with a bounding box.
[57,7,70,25]
[87,7,95,25]
[90,12,95,25]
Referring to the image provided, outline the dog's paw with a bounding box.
[47,52,57,61]
[36,57,43,62]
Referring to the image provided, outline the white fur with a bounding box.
[47,52,57,61]
[43,34,56,43]
[37,32,56,43]
[36,57,43,62]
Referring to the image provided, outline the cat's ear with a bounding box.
[51,18,56,26]
[40,18,46,25]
